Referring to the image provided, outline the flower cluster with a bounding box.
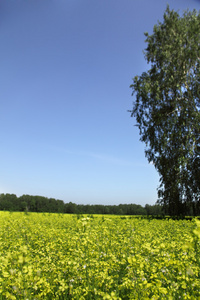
[0,212,199,299]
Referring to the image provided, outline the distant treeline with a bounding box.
[0,193,163,215]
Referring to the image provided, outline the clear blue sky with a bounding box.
[1,0,199,206]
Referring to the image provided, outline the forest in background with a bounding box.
[0,193,163,215]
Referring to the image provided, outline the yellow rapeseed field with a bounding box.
[0,212,200,299]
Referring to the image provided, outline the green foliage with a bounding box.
[130,6,200,216]
[1,193,163,215]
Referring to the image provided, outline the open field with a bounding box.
[0,212,200,299]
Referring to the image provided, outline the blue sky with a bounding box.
[0,0,199,206]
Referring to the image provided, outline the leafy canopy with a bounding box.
[130,6,200,216]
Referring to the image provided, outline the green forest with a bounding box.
[0,193,164,216]
[1,193,199,216]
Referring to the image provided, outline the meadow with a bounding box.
[0,212,200,299]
